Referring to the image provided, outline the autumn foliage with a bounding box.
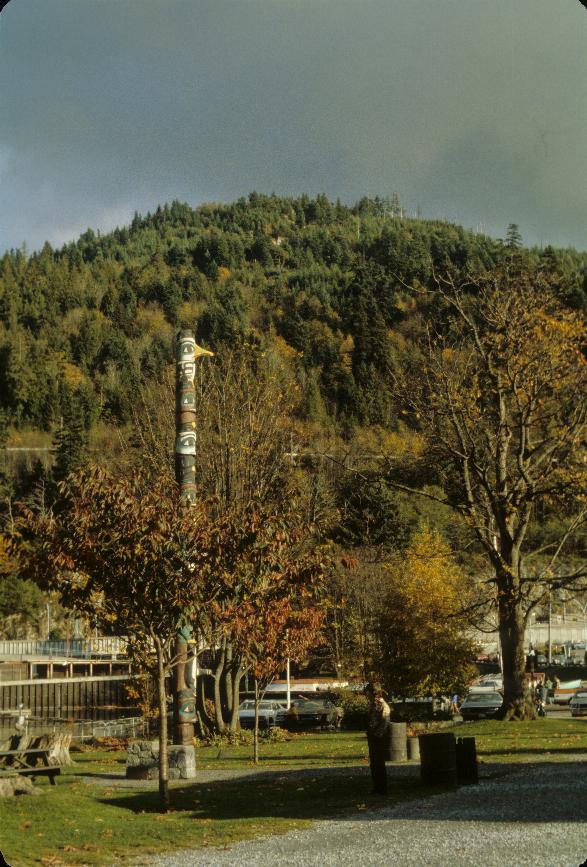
[378,527,478,698]
[392,267,587,717]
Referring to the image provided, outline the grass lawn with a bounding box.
[195,728,371,768]
[3,721,587,866]
[455,716,587,763]
[0,731,428,867]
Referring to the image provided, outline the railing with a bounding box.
[1,674,136,723]
[0,713,148,743]
[0,638,128,659]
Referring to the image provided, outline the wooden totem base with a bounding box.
[174,721,195,746]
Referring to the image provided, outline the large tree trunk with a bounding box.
[223,641,234,718]
[157,646,170,809]
[496,585,536,720]
[196,675,213,736]
[229,665,244,732]
[213,641,227,733]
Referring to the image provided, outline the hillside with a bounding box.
[2,194,585,443]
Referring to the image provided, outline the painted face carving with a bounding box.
[178,361,196,385]
[178,336,196,362]
[176,432,197,454]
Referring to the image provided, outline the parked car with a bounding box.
[460,691,503,720]
[285,697,344,729]
[238,700,286,729]
[570,692,587,717]
[469,679,503,693]
[553,680,583,704]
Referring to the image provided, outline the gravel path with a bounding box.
[137,762,587,867]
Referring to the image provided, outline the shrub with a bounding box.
[327,689,369,729]
[390,701,452,723]
[262,726,292,743]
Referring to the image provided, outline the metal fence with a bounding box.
[0,638,128,659]
[0,713,148,745]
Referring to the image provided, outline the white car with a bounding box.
[460,691,503,720]
[469,678,503,693]
[238,700,286,729]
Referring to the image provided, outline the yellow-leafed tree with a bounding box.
[378,527,478,699]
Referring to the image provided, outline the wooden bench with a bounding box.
[0,747,60,785]
[0,766,60,785]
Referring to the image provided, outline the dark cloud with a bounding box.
[1,0,587,251]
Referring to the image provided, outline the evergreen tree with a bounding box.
[505,223,523,250]
[51,396,88,485]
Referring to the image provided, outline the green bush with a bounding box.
[390,701,452,723]
[327,689,369,729]
[197,729,254,749]
[263,725,292,743]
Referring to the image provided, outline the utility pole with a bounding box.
[173,329,213,746]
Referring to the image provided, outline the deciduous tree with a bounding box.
[210,506,326,762]
[378,527,478,699]
[18,467,218,808]
[390,268,587,717]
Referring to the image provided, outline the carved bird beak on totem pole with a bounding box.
[193,342,214,358]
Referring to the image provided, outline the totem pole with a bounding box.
[174,329,213,746]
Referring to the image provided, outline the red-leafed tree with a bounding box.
[210,506,326,762]
[17,467,221,809]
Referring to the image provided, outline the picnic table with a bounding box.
[0,746,60,784]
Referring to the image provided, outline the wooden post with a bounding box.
[173,330,213,746]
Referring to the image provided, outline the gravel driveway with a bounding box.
[140,761,587,867]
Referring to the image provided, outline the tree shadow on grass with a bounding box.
[98,760,587,826]
[98,768,430,823]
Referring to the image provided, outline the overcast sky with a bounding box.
[1,0,587,253]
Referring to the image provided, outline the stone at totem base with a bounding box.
[125,741,196,780]
[168,744,196,779]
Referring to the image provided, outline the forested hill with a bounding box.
[1,193,586,442]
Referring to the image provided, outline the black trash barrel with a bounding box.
[418,732,457,787]
[456,736,478,784]
[387,722,407,762]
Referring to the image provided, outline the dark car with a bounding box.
[570,691,587,717]
[285,697,344,730]
[460,691,503,721]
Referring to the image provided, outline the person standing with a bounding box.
[366,682,391,795]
